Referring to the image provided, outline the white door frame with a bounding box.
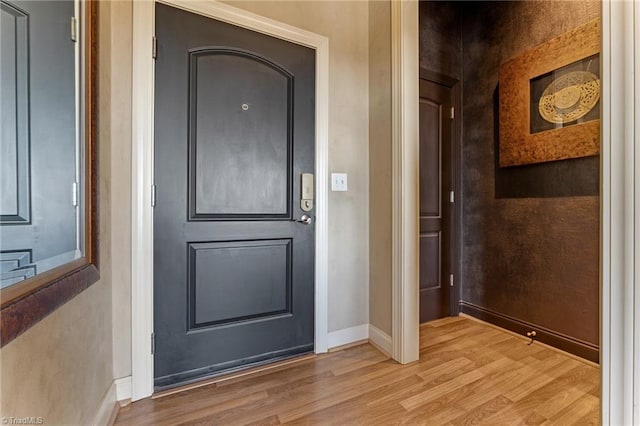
[390,0,420,364]
[600,1,640,423]
[131,0,329,401]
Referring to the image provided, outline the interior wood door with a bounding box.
[419,79,453,323]
[153,4,316,389]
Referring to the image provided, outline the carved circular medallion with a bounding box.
[538,71,600,124]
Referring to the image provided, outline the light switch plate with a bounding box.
[331,173,348,191]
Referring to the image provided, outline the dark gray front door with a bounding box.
[153,4,315,389]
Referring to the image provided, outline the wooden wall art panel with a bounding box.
[499,19,600,167]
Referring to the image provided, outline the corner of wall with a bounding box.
[326,323,392,357]
[107,0,134,382]
[368,323,392,356]
[367,0,393,337]
[92,380,118,426]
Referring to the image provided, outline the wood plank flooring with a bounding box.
[114,317,600,425]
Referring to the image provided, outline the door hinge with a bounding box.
[152,36,158,59]
[151,333,156,355]
[450,191,455,203]
[151,184,157,207]
[450,107,455,120]
[70,17,77,42]
[450,274,454,287]
[72,182,78,207]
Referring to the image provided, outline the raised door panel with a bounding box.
[419,99,441,219]
[189,50,292,220]
[188,239,292,329]
[420,233,441,291]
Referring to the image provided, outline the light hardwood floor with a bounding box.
[115,317,600,425]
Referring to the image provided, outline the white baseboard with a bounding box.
[369,324,392,356]
[328,324,369,349]
[92,380,117,426]
[115,376,132,402]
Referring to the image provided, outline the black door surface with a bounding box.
[153,4,316,389]
[419,79,453,323]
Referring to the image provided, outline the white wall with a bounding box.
[107,0,133,382]
[368,0,393,336]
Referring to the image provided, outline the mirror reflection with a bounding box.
[1,0,83,289]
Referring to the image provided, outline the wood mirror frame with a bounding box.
[0,0,98,347]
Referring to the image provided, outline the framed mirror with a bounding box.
[0,0,97,346]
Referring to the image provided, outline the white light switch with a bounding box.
[331,173,348,191]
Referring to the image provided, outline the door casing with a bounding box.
[131,0,329,401]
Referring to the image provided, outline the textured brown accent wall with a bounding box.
[420,1,601,352]
[459,1,601,347]
[419,1,462,80]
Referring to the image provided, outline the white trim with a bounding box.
[369,324,392,356]
[600,1,640,423]
[328,324,369,349]
[131,0,155,402]
[115,376,132,402]
[390,0,420,364]
[131,0,329,401]
[91,381,117,426]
